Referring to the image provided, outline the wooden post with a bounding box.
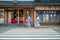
[8,12,11,24]
[18,9,19,24]
[4,9,8,24]
[34,11,36,27]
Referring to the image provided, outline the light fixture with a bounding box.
[52,11,53,13]
[50,14,52,17]
[54,14,56,16]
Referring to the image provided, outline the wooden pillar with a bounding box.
[23,9,26,24]
[8,12,12,24]
[4,9,8,24]
[30,9,34,24]
[18,9,19,24]
[34,11,36,27]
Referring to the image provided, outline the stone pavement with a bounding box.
[0,26,60,40]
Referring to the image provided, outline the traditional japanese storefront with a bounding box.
[35,6,60,25]
[0,1,34,24]
[0,0,60,25]
[0,6,34,24]
[34,0,60,25]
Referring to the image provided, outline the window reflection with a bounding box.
[0,9,4,24]
[43,14,49,22]
[54,14,56,16]
[36,10,60,22]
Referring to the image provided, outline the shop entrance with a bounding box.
[4,7,34,26]
[11,9,24,24]
[7,9,24,24]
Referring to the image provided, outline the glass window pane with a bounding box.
[50,14,54,22]
[0,9,4,24]
[27,10,30,16]
[43,14,46,22]
[43,14,49,22]
[36,10,43,22]
[50,13,57,22]
[39,14,43,22]
[46,14,49,22]
[54,14,56,22]
[57,14,60,22]
[36,10,49,22]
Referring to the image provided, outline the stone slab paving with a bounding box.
[0,27,16,34]
[0,27,60,40]
[0,25,60,40]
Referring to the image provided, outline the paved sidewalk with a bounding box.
[0,26,60,40]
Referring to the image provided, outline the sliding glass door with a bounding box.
[36,10,60,23]
[10,9,24,24]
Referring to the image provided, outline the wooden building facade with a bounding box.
[0,0,60,25]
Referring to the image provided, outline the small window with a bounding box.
[43,14,49,22]
[27,10,30,16]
